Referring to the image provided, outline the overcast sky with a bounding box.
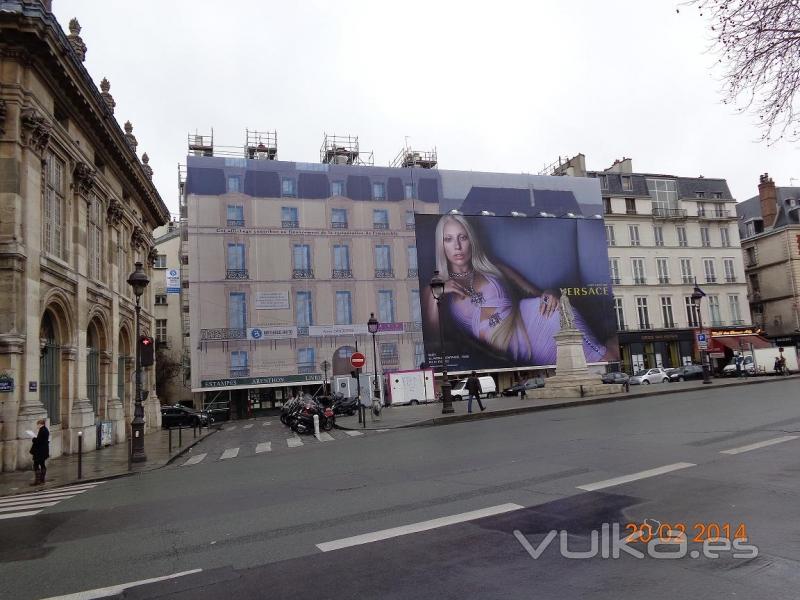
[54,0,798,217]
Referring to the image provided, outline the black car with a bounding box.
[161,405,210,428]
[668,365,704,382]
[502,377,545,396]
[601,371,630,384]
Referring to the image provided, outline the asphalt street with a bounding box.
[1,379,799,599]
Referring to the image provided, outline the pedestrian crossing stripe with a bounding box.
[243,424,253,430]
[0,480,106,520]
[220,447,239,460]
[255,442,271,453]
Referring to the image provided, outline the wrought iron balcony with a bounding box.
[705,276,717,283]
[698,209,731,219]
[633,277,647,285]
[281,220,300,229]
[332,269,353,279]
[292,269,315,279]
[373,222,389,230]
[230,368,250,378]
[611,277,621,285]
[226,219,245,227]
[226,269,249,280]
[331,221,348,229]
[200,328,247,341]
[682,276,695,284]
[375,269,395,279]
[298,364,315,374]
[651,207,687,219]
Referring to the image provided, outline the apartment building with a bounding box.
[552,155,753,372]
[736,174,800,350]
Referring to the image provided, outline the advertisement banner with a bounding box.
[307,322,405,337]
[247,326,297,340]
[166,269,180,294]
[415,214,618,372]
[254,291,290,310]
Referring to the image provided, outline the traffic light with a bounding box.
[139,336,155,367]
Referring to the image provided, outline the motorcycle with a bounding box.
[280,396,304,426]
[291,399,335,434]
[332,393,358,416]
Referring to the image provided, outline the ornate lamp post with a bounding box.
[367,313,381,405]
[430,270,455,414]
[692,282,712,385]
[127,261,150,462]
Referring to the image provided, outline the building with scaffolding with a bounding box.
[182,132,610,416]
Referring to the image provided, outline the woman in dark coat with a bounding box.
[30,418,50,485]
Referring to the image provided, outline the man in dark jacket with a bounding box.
[30,418,50,486]
[466,372,485,413]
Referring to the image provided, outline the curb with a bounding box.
[164,426,220,466]
[336,375,799,431]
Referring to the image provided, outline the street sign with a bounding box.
[350,352,366,369]
[697,334,707,342]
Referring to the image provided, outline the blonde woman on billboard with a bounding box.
[424,214,606,365]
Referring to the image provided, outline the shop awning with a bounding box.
[711,335,773,351]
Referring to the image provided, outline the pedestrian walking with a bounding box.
[735,354,742,378]
[466,371,485,413]
[29,418,49,486]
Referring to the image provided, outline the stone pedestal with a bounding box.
[68,397,95,454]
[107,396,126,443]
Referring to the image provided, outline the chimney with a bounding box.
[758,173,778,228]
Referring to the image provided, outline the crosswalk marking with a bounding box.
[182,453,207,466]
[0,490,88,505]
[262,422,272,426]
[0,500,59,513]
[243,424,254,430]
[343,430,363,437]
[225,425,236,431]
[0,480,106,521]
[220,448,239,460]
[255,442,271,454]
[287,436,304,448]
[0,510,42,520]
[315,432,335,442]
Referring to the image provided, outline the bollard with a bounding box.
[313,414,320,436]
[179,425,182,447]
[77,430,83,480]
[168,427,172,454]
[580,385,585,397]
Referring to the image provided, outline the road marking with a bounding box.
[576,463,696,492]
[317,503,524,552]
[0,500,59,512]
[315,432,335,442]
[0,490,88,505]
[220,448,239,460]
[375,429,388,433]
[39,568,203,600]
[255,442,271,454]
[343,430,363,437]
[243,424,253,430]
[262,421,272,426]
[0,509,42,520]
[182,453,207,466]
[287,436,304,448]
[0,481,105,503]
[720,435,799,455]
[225,425,236,431]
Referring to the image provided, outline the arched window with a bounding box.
[39,312,61,424]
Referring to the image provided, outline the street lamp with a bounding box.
[367,313,381,406]
[127,261,150,462]
[430,270,455,414]
[320,359,331,395]
[691,282,712,385]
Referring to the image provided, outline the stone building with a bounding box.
[0,0,170,471]
[736,174,800,350]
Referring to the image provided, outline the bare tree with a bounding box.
[155,349,182,403]
[685,0,800,142]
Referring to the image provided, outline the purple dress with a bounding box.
[449,274,606,365]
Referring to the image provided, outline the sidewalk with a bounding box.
[336,374,800,431]
[0,425,217,498]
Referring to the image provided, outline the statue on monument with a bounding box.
[559,294,577,331]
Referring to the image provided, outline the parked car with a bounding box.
[721,355,756,376]
[450,376,498,400]
[502,377,545,396]
[628,368,670,385]
[161,405,210,428]
[668,365,705,382]
[601,371,629,385]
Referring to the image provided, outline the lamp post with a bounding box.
[367,313,381,405]
[320,359,331,395]
[691,282,712,385]
[127,261,150,462]
[430,270,455,414]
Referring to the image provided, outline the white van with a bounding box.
[450,376,497,400]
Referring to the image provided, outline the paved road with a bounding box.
[2,379,799,599]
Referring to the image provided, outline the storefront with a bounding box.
[196,373,324,419]
[708,327,772,374]
[618,329,696,373]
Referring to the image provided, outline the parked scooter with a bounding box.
[280,396,304,426]
[291,399,335,434]
[332,393,358,416]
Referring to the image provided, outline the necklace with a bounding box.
[449,270,484,305]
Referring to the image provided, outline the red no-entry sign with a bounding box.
[350,352,366,369]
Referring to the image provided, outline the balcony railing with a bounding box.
[682,276,694,284]
[200,328,246,341]
[226,219,245,227]
[725,276,737,283]
[745,258,758,268]
[230,368,250,378]
[292,269,315,279]
[698,209,731,219]
[375,269,395,279]
[611,277,621,285]
[407,268,418,278]
[658,277,670,284]
[331,221,348,229]
[296,326,309,336]
[281,220,300,229]
[404,321,423,332]
[705,276,717,283]
[626,209,637,215]
[651,207,687,219]
[633,277,647,285]
[226,269,249,280]
[298,364,315,374]
[638,322,653,330]
[373,222,389,230]
[332,269,353,279]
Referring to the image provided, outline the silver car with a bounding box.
[628,368,670,385]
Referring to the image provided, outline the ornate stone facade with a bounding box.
[0,2,170,472]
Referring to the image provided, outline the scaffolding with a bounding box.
[245,129,277,160]
[188,130,214,157]
[390,144,438,169]
[320,133,374,166]
[537,155,571,176]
